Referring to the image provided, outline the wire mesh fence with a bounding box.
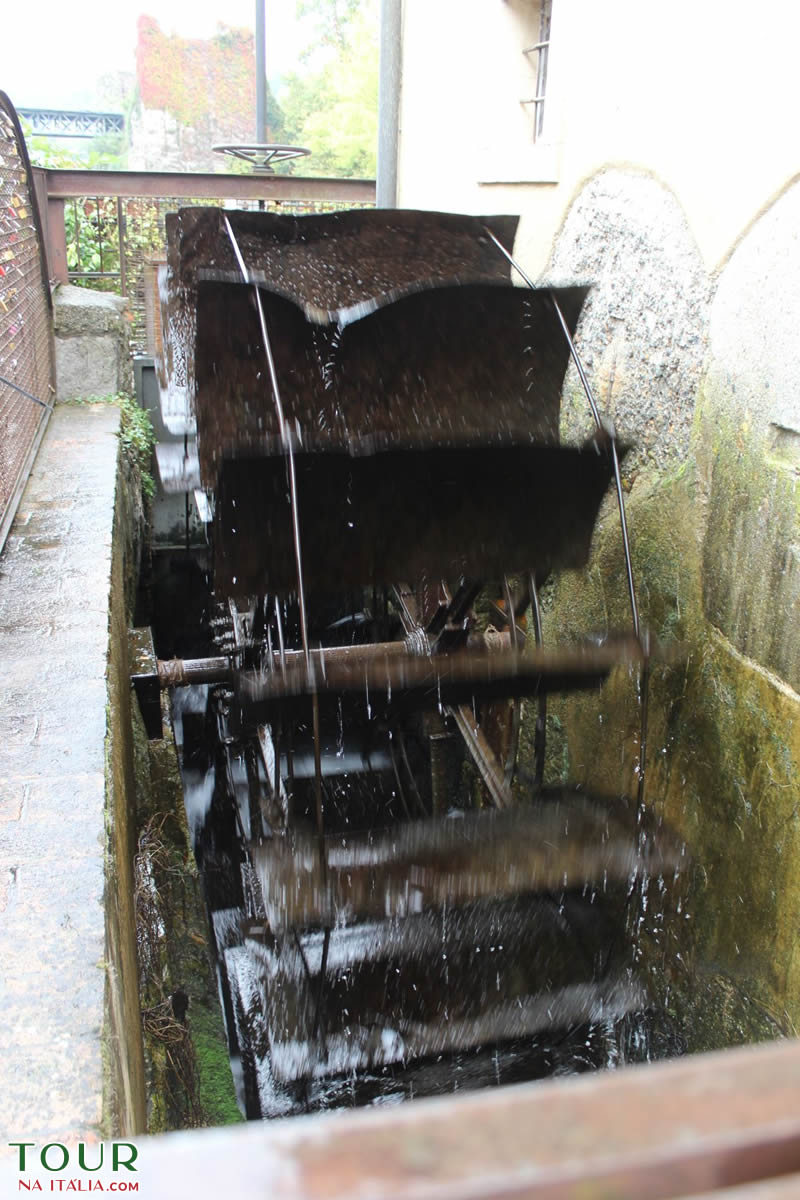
[0,92,54,544]
[66,195,372,354]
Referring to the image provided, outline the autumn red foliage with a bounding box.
[136,14,256,137]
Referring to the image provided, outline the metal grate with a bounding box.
[0,92,54,547]
[522,0,552,142]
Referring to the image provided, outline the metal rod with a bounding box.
[637,658,651,810]
[483,228,603,431]
[223,215,312,669]
[255,0,268,143]
[503,577,522,791]
[388,736,413,821]
[312,925,331,1047]
[396,727,428,818]
[274,597,286,675]
[312,690,326,862]
[244,742,264,842]
[149,636,650,697]
[528,571,547,791]
[0,374,54,411]
[273,723,282,822]
[95,196,104,277]
[116,195,127,297]
[484,225,649,803]
[152,640,412,687]
[534,0,552,139]
[224,214,326,869]
[449,705,512,810]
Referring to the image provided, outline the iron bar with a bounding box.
[552,288,648,790]
[147,634,663,694]
[116,196,127,297]
[483,225,650,804]
[388,737,414,821]
[255,0,268,143]
[528,571,547,790]
[244,742,264,842]
[223,215,311,668]
[95,197,104,277]
[450,705,512,809]
[0,375,53,411]
[503,576,522,791]
[274,598,287,676]
[393,580,510,807]
[396,727,429,818]
[311,926,331,1046]
[534,0,552,140]
[237,638,651,710]
[223,214,328,887]
[43,168,374,202]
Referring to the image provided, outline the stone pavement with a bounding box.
[0,403,120,1145]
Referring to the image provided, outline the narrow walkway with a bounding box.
[0,403,120,1144]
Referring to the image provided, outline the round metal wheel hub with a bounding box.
[212,143,311,174]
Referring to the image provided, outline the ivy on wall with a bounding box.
[136,15,256,137]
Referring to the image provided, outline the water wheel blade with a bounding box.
[214,440,616,596]
[174,206,521,322]
[235,637,646,718]
[231,893,646,1083]
[249,789,684,934]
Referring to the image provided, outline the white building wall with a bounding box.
[397,0,800,275]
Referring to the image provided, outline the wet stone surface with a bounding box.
[0,403,120,1146]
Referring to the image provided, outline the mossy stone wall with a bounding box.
[103,448,149,1136]
[530,169,800,1041]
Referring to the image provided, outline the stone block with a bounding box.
[53,284,131,402]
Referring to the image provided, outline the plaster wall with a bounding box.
[397,0,800,276]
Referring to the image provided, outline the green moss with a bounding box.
[192,1002,244,1126]
[129,665,241,1131]
[696,388,799,688]
[535,448,800,1040]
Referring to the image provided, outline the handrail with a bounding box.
[42,167,375,202]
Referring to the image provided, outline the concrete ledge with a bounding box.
[0,403,144,1143]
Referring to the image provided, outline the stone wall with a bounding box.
[104,451,149,1136]
[533,168,800,1041]
[54,285,132,403]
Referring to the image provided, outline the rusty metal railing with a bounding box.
[0,92,55,550]
[36,169,376,354]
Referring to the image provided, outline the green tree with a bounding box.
[280,0,377,177]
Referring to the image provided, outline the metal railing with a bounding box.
[0,91,55,549]
[0,86,374,541]
[34,168,375,355]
